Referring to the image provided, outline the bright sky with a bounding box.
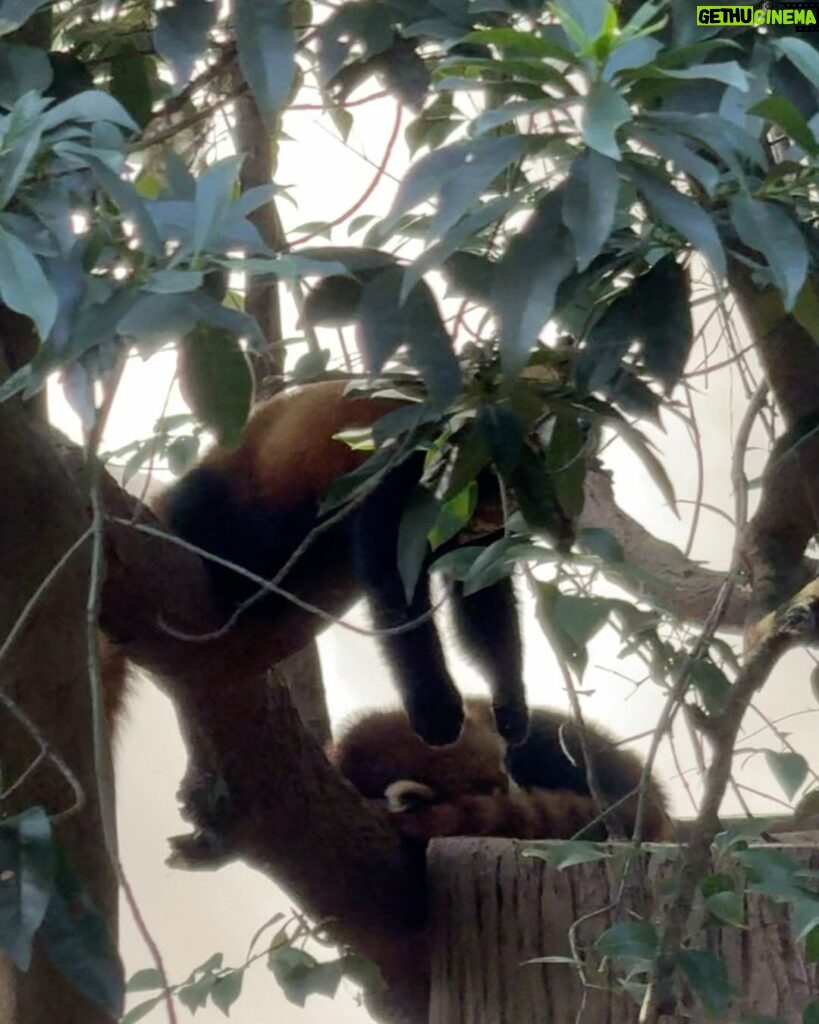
[47,88,819,1024]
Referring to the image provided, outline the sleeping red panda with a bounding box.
[155,379,531,748]
[331,700,672,843]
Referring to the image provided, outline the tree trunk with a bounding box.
[428,838,819,1024]
[0,397,117,1023]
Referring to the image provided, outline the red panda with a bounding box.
[331,700,672,844]
[155,380,531,748]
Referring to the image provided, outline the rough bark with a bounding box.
[0,397,116,1023]
[580,467,748,630]
[728,262,819,626]
[428,838,819,1024]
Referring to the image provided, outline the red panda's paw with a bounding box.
[406,689,464,747]
[492,700,530,747]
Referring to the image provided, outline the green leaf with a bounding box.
[166,435,200,475]
[554,593,611,647]
[398,487,439,603]
[0,226,57,339]
[633,129,720,197]
[179,972,215,1011]
[0,808,54,971]
[429,483,477,551]
[0,0,49,36]
[805,926,819,965]
[523,840,610,869]
[562,149,619,270]
[596,920,657,962]
[794,788,819,824]
[147,269,205,294]
[211,969,243,1015]
[85,154,162,258]
[476,403,526,476]
[603,36,661,79]
[269,946,318,1007]
[592,407,677,511]
[729,196,809,312]
[774,37,819,92]
[118,292,198,349]
[677,949,731,1016]
[536,582,588,675]
[736,847,806,902]
[121,995,165,1023]
[339,953,386,993]
[379,135,525,241]
[126,967,165,992]
[0,43,51,105]
[764,749,809,802]
[575,256,692,395]
[110,46,155,128]
[462,536,519,596]
[701,872,734,899]
[655,61,748,91]
[0,112,43,210]
[713,817,778,854]
[546,414,586,517]
[154,0,216,93]
[462,28,574,62]
[555,0,610,39]
[689,658,731,715]
[291,347,330,381]
[357,270,460,405]
[805,1000,819,1024]
[627,165,725,276]
[492,189,575,378]
[578,527,624,563]
[40,846,124,1016]
[706,890,745,928]
[582,80,631,160]
[235,0,295,128]
[193,155,244,256]
[748,96,818,156]
[41,90,138,132]
[795,900,819,943]
[178,325,253,446]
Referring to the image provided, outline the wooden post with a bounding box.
[427,838,819,1024]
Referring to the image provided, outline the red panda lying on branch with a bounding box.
[332,700,672,844]
[156,379,539,748]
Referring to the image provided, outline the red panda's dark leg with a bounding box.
[354,459,464,747]
[450,577,529,745]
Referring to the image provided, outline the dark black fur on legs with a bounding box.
[354,455,464,746]
[450,577,528,745]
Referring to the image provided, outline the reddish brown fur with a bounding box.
[333,701,672,844]
[333,706,509,804]
[179,380,404,509]
[99,633,130,733]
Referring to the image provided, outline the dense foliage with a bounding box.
[1,0,819,1020]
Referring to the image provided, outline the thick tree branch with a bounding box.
[580,466,749,629]
[0,392,117,1023]
[728,261,819,625]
